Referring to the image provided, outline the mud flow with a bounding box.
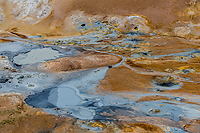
[0,0,200,133]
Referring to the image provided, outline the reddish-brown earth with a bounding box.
[99,65,154,93]
[35,54,122,72]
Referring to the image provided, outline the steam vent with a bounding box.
[0,0,200,132]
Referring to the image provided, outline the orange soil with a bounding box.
[99,65,154,93]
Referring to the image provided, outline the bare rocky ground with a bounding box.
[0,0,200,133]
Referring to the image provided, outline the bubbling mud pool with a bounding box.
[0,0,200,133]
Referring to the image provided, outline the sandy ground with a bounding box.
[52,0,191,24]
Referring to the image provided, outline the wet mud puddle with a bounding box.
[0,22,200,132]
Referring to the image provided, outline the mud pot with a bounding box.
[0,0,200,133]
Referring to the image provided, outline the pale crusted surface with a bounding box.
[0,7,5,24]
[6,0,52,24]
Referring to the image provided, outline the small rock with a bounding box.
[164,68,173,73]
[148,108,161,114]
[174,26,191,38]
[155,89,164,92]
[174,97,184,101]
[28,84,35,88]
[108,65,113,68]
[154,76,178,87]
[53,108,60,110]
[0,78,9,83]
[182,69,190,73]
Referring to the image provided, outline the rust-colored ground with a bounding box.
[99,65,154,93]
[126,55,200,95]
[36,54,122,72]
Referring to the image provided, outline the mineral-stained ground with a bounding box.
[0,0,200,132]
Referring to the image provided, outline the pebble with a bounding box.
[164,68,174,73]
[148,108,161,114]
